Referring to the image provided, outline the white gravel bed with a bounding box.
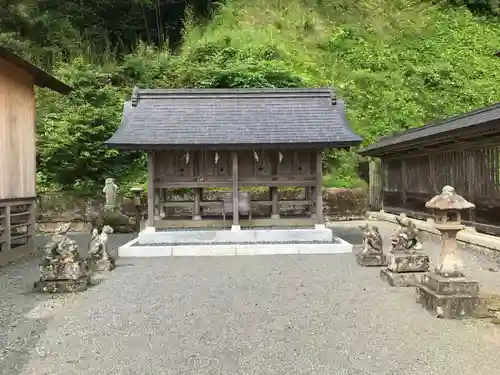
[2,225,500,375]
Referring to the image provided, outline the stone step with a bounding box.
[118,237,353,257]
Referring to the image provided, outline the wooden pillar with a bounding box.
[231,151,239,227]
[380,158,386,211]
[368,159,383,211]
[270,150,280,219]
[270,187,279,219]
[193,188,202,220]
[315,150,324,224]
[192,151,202,220]
[27,200,35,249]
[5,204,11,251]
[310,187,317,219]
[428,154,436,194]
[467,150,476,227]
[401,158,407,206]
[147,151,155,228]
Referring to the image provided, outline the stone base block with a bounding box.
[416,284,483,319]
[421,272,479,295]
[39,260,88,281]
[386,251,430,273]
[34,275,91,293]
[88,258,116,272]
[380,268,425,287]
[356,251,387,267]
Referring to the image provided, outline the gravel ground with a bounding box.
[2,222,500,375]
[0,233,135,375]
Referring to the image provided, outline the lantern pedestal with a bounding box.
[380,251,429,287]
[417,185,483,318]
[416,272,481,319]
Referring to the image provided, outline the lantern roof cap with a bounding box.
[425,185,475,211]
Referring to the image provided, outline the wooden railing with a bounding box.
[0,199,36,254]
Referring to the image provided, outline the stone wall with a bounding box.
[36,188,368,233]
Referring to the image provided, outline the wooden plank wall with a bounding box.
[0,58,36,200]
[380,144,500,233]
[154,149,318,188]
[368,159,382,210]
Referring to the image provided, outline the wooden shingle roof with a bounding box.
[105,87,362,150]
[358,102,500,157]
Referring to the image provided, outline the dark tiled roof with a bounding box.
[358,102,500,156]
[106,87,362,149]
[0,46,72,94]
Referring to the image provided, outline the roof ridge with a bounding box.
[0,46,72,94]
[377,101,500,141]
[130,87,335,107]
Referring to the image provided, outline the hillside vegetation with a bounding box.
[2,0,500,194]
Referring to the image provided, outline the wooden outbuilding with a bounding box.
[359,102,500,235]
[106,87,362,229]
[0,47,71,260]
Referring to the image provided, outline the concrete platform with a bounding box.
[118,236,353,257]
[138,227,333,245]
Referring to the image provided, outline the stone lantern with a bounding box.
[416,185,481,318]
[130,187,143,207]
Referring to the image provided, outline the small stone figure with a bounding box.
[43,222,72,262]
[360,223,383,253]
[34,223,90,293]
[356,223,387,267]
[380,215,429,287]
[103,178,118,211]
[88,225,115,271]
[391,216,423,252]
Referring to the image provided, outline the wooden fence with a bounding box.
[0,199,36,255]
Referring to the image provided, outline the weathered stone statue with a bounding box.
[87,180,134,233]
[380,215,429,287]
[34,223,91,293]
[391,216,423,252]
[103,178,118,211]
[360,223,383,253]
[43,222,71,262]
[87,225,116,271]
[356,223,387,266]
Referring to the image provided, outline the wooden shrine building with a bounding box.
[106,88,362,229]
[359,102,500,235]
[0,47,71,261]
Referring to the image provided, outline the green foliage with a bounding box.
[0,0,217,66]
[36,58,140,194]
[323,150,365,189]
[4,0,500,194]
[437,0,500,16]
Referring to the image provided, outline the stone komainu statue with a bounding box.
[88,225,114,261]
[392,216,422,252]
[359,223,383,254]
[44,222,72,262]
